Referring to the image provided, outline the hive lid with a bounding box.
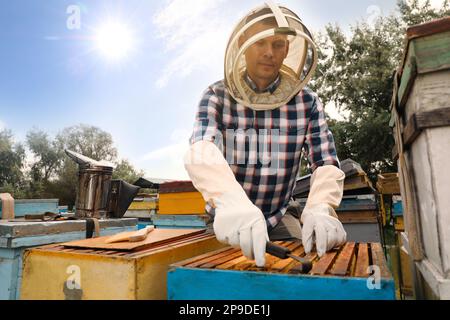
[65,149,115,169]
[61,228,206,251]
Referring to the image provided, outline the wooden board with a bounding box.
[159,181,198,194]
[330,242,356,276]
[371,242,392,279]
[376,173,400,195]
[354,243,370,277]
[337,211,378,224]
[407,16,450,41]
[172,241,389,279]
[61,228,206,251]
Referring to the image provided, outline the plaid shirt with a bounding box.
[189,78,339,231]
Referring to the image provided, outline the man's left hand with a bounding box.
[301,203,347,257]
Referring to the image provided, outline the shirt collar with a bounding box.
[244,73,281,94]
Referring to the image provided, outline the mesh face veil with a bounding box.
[224,1,318,110]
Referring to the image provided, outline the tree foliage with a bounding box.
[2,125,144,205]
[0,129,26,197]
[309,0,450,181]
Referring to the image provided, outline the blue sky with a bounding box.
[0,0,406,179]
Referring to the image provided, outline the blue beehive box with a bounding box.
[0,199,59,218]
[392,196,404,217]
[168,241,395,300]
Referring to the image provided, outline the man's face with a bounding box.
[241,22,289,85]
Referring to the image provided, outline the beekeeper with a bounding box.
[184,1,346,267]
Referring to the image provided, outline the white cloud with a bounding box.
[152,0,245,88]
[137,141,190,180]
[0,119,5,131]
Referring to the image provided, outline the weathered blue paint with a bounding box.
[152,214,207,228]
[392,200,404,217]
[0,248,22,300]
[167,268,396,300]
[137,221,153,230]
[58,206,69,213]
[0,225,137,300]
[0,199,59,218]
[7,226,136,248]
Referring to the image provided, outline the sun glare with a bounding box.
[94,21,135,62]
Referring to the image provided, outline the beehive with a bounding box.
[168,241,395,300]
[390,17,450,299]
[20,230,224,300]
[0,218,137,300]
[158,181,205,215]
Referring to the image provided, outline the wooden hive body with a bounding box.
[168,241,395,300]
[20,229,225,300]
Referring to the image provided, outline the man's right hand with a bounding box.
[213,190,269,267]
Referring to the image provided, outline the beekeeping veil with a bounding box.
[224,1,318,110]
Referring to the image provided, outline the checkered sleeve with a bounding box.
[189,87,224,150]
[304,92,340,172]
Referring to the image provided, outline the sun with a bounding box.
[94,20,135,62]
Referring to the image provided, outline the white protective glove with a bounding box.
[301,165,347,257]
[184,140,269,267]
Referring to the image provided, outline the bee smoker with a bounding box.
[65,149,140,219]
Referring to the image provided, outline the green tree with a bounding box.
[398,0,450,26]
[309,0,449,181]
[55,124,118,162]
[0,129,26,197]
[112,159,145,184]
[52,124,118,206]
[26,129,61,182]
[25,129,62,198]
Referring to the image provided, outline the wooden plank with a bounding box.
[200,250,244,269]
[354,243,370,278]
[197,241,288,270]
[159,181,198,193]
[231,259,256,271]
[61,228,206,251]
[185,248,241,268]
[337,211,378,224]
[407,17,450,41]
[279,246,306,274]
[215,255,248,270]
[403,107,450,148]
[151,214,208,228]
[309,249,340,275]
[398,45,417,110]
[0,219,137,238]
[377,173,400,195]
[171,246,234,267]
[330,242,356,276]
[286,250,318,275]
[371,243,392,279]
[268,242,303,272]
[125,233,213,259]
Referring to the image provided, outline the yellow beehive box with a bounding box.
[158,192,205,215]
[20,232,224,300]
[158,181,205,215]
[128,200,158,210]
